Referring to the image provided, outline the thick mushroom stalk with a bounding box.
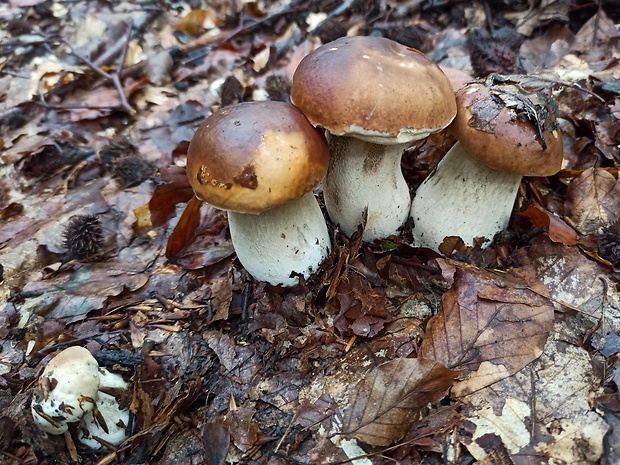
[324,135,411,239]
[411,141,522,250]
[228,192,331,286]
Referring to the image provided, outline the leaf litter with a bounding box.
[0,0,619,464]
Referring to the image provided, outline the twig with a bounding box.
[178,0,313,64]
[60,19,135,114]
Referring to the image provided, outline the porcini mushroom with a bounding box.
[410,79,564,251]
[31,346,100,434]
[186,101,331,286]
[291,35,456,240]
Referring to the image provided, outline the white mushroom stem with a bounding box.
[323,134,410,241]
[411,141,522,251]
[228,191,331,286]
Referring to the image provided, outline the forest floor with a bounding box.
[1,0,620,464]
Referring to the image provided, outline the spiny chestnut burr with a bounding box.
[598,221,620,268]
[62,214,103,260]
[265,74,292,102]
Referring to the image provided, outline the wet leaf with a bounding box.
[564,167,620,235]
[419,261,554,388]
[340,358,458,446]
[202,422,230,465]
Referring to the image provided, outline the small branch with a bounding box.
[59,20,135,114]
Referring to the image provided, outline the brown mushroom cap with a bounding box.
[186,101,329,214]
[291,36,457,144]
[450,82,564,176]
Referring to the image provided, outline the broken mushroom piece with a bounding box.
[291,35,456,241]
[78,368,130,450]
[186,101,331,286]
[31,346,100,435]
[411,80,564,251]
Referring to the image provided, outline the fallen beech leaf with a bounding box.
[459,335,608,465]
[165,196,202,259]
[564,167,620,235]
[17,263,149,322]
[149,166,194,227]
[573,9,620,61]
[521,204,579,245]
[202,422,230,465]
[330,272,393,337]
[525,237,618,322]
[419,262,554,387]
[340,358,458,446]
[223,406,259,453]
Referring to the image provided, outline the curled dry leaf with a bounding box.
[419,261,554,388]
[166,196,202,259]
[330,272,393,338]
[521,204,579,246]
[149,166,194,228]
[564,167,620,235]
[340,358,458,447]
[166,198,234,269]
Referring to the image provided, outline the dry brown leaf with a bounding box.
[573,9,620,61]
[223,406,259,454]
[165,196,202,259]
[340,358,458,446]
[521,205,579,245]
[330,272,393,337]
[564,167,620,235]
[149,166,194,228]
[419,262,554,385]
[202,422,230,465]
[459,334,608,465]
[524,237,620,341]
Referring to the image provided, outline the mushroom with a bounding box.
[291,35,456,241]
[186,101,331,286]
[410,79,564,251]
[78,368,130,450]
[31,346,100,434]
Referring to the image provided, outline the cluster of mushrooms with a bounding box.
[185,35,564,287]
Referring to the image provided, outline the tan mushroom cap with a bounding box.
[450,82,564,176]
[186,101,329,214]
[291,36,457,144]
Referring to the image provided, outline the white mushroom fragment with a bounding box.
[291,36,456,241]
[31,346,100,434]
[78,368,130,450]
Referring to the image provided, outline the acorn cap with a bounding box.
[291,36,457,144]
[186,101,329,214]
[450,82,564,176]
